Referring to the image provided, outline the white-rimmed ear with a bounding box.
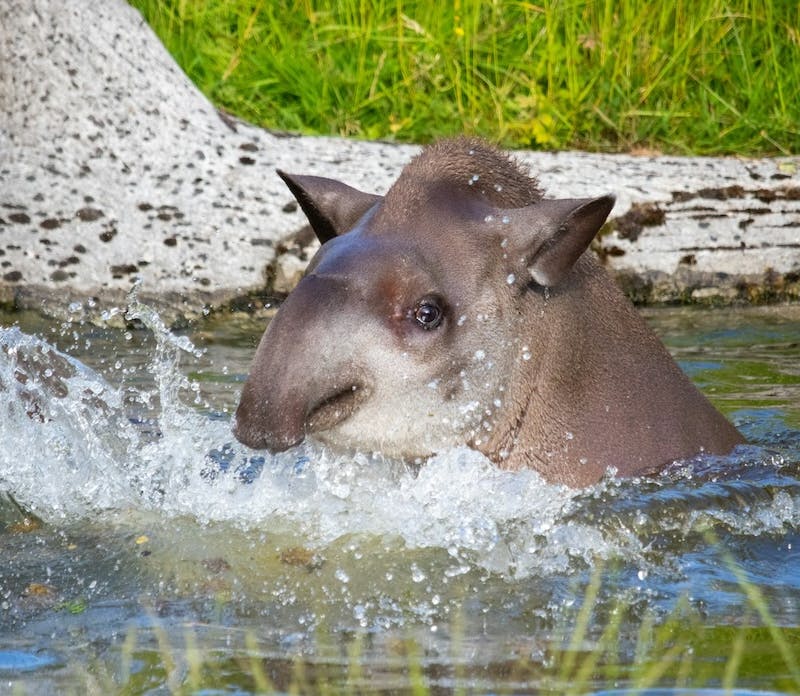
[504,195,615,287]
[277,171,382,244]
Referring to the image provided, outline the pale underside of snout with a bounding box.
[231,296,497,461]
[234,340,489,461]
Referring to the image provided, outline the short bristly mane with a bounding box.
[382,137,543,211]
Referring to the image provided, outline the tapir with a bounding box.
[233,138,744,487]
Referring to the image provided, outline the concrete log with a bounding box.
[1,0,798,324]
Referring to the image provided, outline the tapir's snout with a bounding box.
[232,274,370,453]
[232,389,305,452]
[233,377,370,453]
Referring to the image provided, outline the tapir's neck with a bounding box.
[482,255,743,487]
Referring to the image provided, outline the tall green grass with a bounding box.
[129,0,800,155]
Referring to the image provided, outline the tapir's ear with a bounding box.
[277,171,382,244]
[507,195,615,287]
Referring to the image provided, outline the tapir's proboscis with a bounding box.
[234,138,744,487]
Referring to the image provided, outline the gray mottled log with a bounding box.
[1,0,798,325]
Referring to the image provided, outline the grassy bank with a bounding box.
[129,0,799,155]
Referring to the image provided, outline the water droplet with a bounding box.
[565,431,574,441]
[484,214,495,223]
[501,215,510,224]
[474,349,486,361]
[494,183,503,192]
[522,346,531,361]
[493,398,502,408]
[500,238,508,248]
[411,564,426,583]
[506,273,516,285]
[457,314,467,326]
[444,564,470,578]
[353,604,367,624]
[100,307,120,322]
[335,568,349,584]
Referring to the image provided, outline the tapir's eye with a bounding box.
[413,297,444,330]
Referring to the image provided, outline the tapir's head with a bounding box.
[233,138,613,460]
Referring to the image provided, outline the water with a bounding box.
[1,301,799,694]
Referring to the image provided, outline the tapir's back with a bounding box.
[484,253,745,486]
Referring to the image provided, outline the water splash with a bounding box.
[3,304,799,696]
[0,325,137,515]
[0,305,606,579]
[1,300,799,584]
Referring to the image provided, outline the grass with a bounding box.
[127,0,800,155]
[13,559,799,695]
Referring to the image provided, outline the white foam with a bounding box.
[0,316,621,578]
[2,304,798,582]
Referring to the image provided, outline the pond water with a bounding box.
[1,299,799,695]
